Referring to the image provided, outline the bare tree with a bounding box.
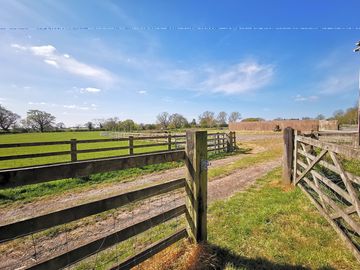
[56,122,66,130]
[198,111,216,128]
[156,112,170,129]
[102,117,119,130]
[169,113,189,129]
[216,111,228,127]
[0,105,20,131]
[228,112,241,123]
[26,110,56,132]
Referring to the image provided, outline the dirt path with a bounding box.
[0,136,282,269]
[0,145,265,224]
[209,159,281,203]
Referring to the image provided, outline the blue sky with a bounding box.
[0,0,359,126]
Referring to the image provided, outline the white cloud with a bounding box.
[295,94,318,102]
[44,59,59,67]
[202,61,274,94]
[11,43,27,50]
[80,87,101,93]
[137,90,147,94]
[11,43,115,85]
[27,101,97,111]
[63,104,96,111]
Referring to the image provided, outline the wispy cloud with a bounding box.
[11,44,115,85]
[137,90,147,94]
[80,87,101,93]
[28,101,97,111]
[294,94,318,102]
[157,60,274,95]
[202,61,274,94]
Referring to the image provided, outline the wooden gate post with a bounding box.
[282,127,294,185]
[185,130,208,243]
[226,132,234,152]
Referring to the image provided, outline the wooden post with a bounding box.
[70,139,77,162]
[129,136,134,155]
[233,131,236,149]
[282,127,294,185]
[168,134,172,151]
[216,132,220,153]
[185,130,208,243]
[226,132,233,152]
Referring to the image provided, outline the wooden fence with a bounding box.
[0,132,236,170]
[0,131,211,269]
[313,131,359,148]
[282,127,360,262]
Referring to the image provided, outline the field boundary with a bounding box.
[0,130,210,270]
[0,132,236,170]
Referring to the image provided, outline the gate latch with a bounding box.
[200,160,210,171]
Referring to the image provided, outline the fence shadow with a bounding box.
[197,244,336,270]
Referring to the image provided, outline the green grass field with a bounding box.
[0,131,173,169]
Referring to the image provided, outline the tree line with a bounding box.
[0,104,242,133]
[1,103,357,133]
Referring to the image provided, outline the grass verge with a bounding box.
[135,167,359,270]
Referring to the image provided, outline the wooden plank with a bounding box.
[297,149,360,185]
[329,152,360,218]
[0,150,185,189]
[76,146,130,154]
[302,177,360,235]
[76,138,129,143]
[294,149,327,185]
[297,136,360,160]
[132,135,185,140]
[283,127,294,185]
[26,205,186,270]
[185,131,207,243]
[298,183,360,262]
[110,228,188,270]
[310,170,352,204]
[0,178,185,242]
[0,151,71,161]
[299,142,327,209]
[331,206,356,219]
[292,130,299,184]
[133,142,170,149]
[0,141,70,148]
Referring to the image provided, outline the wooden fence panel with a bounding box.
[291,129,360,262]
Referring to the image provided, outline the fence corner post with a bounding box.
[282,127,294,185]
[185,130,208,243]
[70,139,77,162]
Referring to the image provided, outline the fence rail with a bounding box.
[283,127,360,262]
[0,132,236,170]
[0,131,210,270]
[314,131,359,148]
